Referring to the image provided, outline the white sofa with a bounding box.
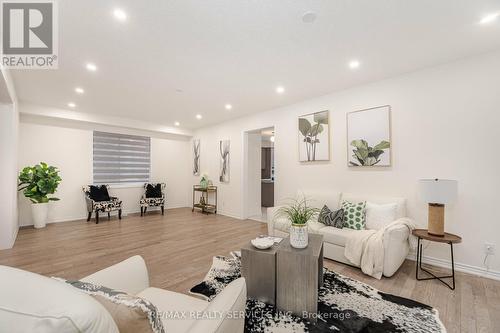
[0,256,246,333]
[267,191,410,277]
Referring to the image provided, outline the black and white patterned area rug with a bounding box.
[190,252,446,333]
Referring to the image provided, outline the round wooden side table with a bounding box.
[412,229,462,290]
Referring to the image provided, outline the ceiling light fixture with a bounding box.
[196,114,202,120]
[276,86,285,94]
[225,104,233,110]
[68,102,76,108]
[302,11,317,23]
[349,60,361,69]
[75,87,84,94]
[113,8,127,22]
[174,121,180,126]
[480,12,499,24]
[86,63,97,72]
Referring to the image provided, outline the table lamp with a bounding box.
[419,179,458,236]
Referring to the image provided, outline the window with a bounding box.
[93,131,151,184]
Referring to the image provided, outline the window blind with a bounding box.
[93,131,151,184]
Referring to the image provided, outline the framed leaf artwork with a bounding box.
[298,110,330,162]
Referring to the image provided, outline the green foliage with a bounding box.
[277,196,319,225]
[18,162,62,203]
[299,111,329,161]
[350,139,390,166]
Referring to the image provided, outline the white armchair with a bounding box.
[0,256,247,333]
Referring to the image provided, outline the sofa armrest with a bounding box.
[81,256,150,295]
[266,206,282,236]
[382,223,411,277]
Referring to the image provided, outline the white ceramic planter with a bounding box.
[31,203,49,229]
[289,223,308,249]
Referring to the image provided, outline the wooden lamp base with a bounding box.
[428,203,445,236]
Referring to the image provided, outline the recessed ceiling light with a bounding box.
[75,87,84,94]
[113,8,127,22]
[86,63,97,72]
[349,60,361,69]
[174,121,180,126]
[225,104,233,110]
[480,12,499,24]
[67,102,76,108]
[196,114,202,120]
[302,11,317,23]
[276,86,285,94]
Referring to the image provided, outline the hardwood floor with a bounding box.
[1,208,499,332]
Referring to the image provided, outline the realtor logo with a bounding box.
[1,0,58,68]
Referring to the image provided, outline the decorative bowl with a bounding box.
[251,237,274,249]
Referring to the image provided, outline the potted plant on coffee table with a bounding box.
[18,162,62,229]
[277,196,319,249]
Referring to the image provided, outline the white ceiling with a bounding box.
[11,0,500,129]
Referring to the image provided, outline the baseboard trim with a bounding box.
[406,253,500,281]
[217,211,244,220]
[19,205,189,227]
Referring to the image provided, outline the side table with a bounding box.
[413,229,462,290]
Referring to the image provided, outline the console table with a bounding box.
[413,229,462,290]
[192,185,217,214]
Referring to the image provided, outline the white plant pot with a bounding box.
[31,203,49,229]
[289,223,308,249]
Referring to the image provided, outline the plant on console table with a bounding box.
[277,197,319,249]
[18,162,61,229]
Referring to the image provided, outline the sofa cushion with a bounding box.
[319,227,358,247]
[341,193,406,219]
[365,202,398,230]
[318,205,344,228]
[341,200,367,230]
[307,220,326,234]
[0,265,119,333]
[137,288,207,333]
[273,216,292,233]
[59,279,165,333]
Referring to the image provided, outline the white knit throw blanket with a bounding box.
[344,218,416,279]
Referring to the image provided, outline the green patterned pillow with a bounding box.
[341,200,367,230]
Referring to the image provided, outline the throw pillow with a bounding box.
[341,200,367,230]
[89,185,111,202]
[365,202,398,230]
[145,184,162,198]
[54,278,165,333]
[318,205,344,228]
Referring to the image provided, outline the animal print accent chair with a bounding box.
[140,183,166,216]
[82,185,123,224]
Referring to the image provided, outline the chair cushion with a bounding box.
[137,288,207,333]
[58,279,165,333]
[93,199,122,212]
[319,226,358,247]
[0,265,119,333]
[146,184,163,198]
[89,185,111,202]
[140,197,165,207]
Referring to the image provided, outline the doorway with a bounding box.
[242,127,275,222]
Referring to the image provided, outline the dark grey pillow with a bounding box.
[318,205,344,228]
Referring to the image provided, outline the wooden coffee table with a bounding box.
[413,229,462,290]
[276,234,324,320]
[241,240,278,305]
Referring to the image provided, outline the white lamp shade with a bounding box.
[419,179,458,204]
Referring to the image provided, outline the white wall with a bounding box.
[244,132,262,218]
[0,68,19,250]
[192,50,500,276]
[18,121,191,226]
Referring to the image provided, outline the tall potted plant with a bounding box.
[18,162,61,228]
[277,196,319,248]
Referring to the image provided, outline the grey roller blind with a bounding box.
[93,131,151,184]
